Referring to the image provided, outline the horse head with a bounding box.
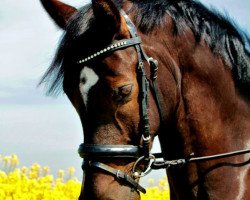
[40,0,180,199]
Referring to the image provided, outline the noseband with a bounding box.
[77,9,250,194]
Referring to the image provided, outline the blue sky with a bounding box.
[0,0,249,181]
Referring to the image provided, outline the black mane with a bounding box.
[41,0,250,96]
[131,0,250,96]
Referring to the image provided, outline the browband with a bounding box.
[77,37,141,64]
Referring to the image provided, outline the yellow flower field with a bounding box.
[0,154,169,200]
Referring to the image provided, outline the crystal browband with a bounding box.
[77,37,141,64]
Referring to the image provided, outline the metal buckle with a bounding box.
[142,135,151,142]
[148,57,159,80]
[132,154,156,178]
[116,170,122,179]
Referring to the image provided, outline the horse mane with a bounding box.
[41,0,250,97]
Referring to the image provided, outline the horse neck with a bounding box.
[143,18,250,200]
[142,19,250,155]
[140,17,250,156]
[179,36,249,154]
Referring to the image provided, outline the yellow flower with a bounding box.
[58,169,65,180]
[21,166,27,174]
[3,156,10,164]
[147,178,154,185]
[31,163,41,172]
[0,153,170,200]
[0,170,7,180]
[158,179,168,187]
[10,154,19,166]
[43,166,50,176]
[68,167,75,176]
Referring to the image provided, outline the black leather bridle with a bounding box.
[77,9,250,194]
[77,9,161,194]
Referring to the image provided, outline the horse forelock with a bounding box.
[39,3,94,95]
[41,0,250,97]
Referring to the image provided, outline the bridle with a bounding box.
[77,9,160,194]
[77,9,250,194]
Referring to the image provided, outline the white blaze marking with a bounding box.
[79,67,99,106]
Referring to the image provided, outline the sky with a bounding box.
[0,0,250,183]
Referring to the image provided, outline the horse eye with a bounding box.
[113,84,133,102]
[80,77,86,84]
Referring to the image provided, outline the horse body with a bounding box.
[40,0,250,199]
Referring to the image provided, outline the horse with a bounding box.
[40,0,250,199]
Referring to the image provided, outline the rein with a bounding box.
[151,149,250,170]
[77,9,250,194]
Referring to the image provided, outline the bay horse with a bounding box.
[40,0,250,199]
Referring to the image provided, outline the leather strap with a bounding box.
[82,161,146,194]
[121,9,151,158]
[78,37,141,64]
[78,144,142,158]
[106,37,141,53]
[151,149,250,169]
[149,59,165,126]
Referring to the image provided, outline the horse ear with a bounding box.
[40,0,78,29]
[92,0,121,37]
